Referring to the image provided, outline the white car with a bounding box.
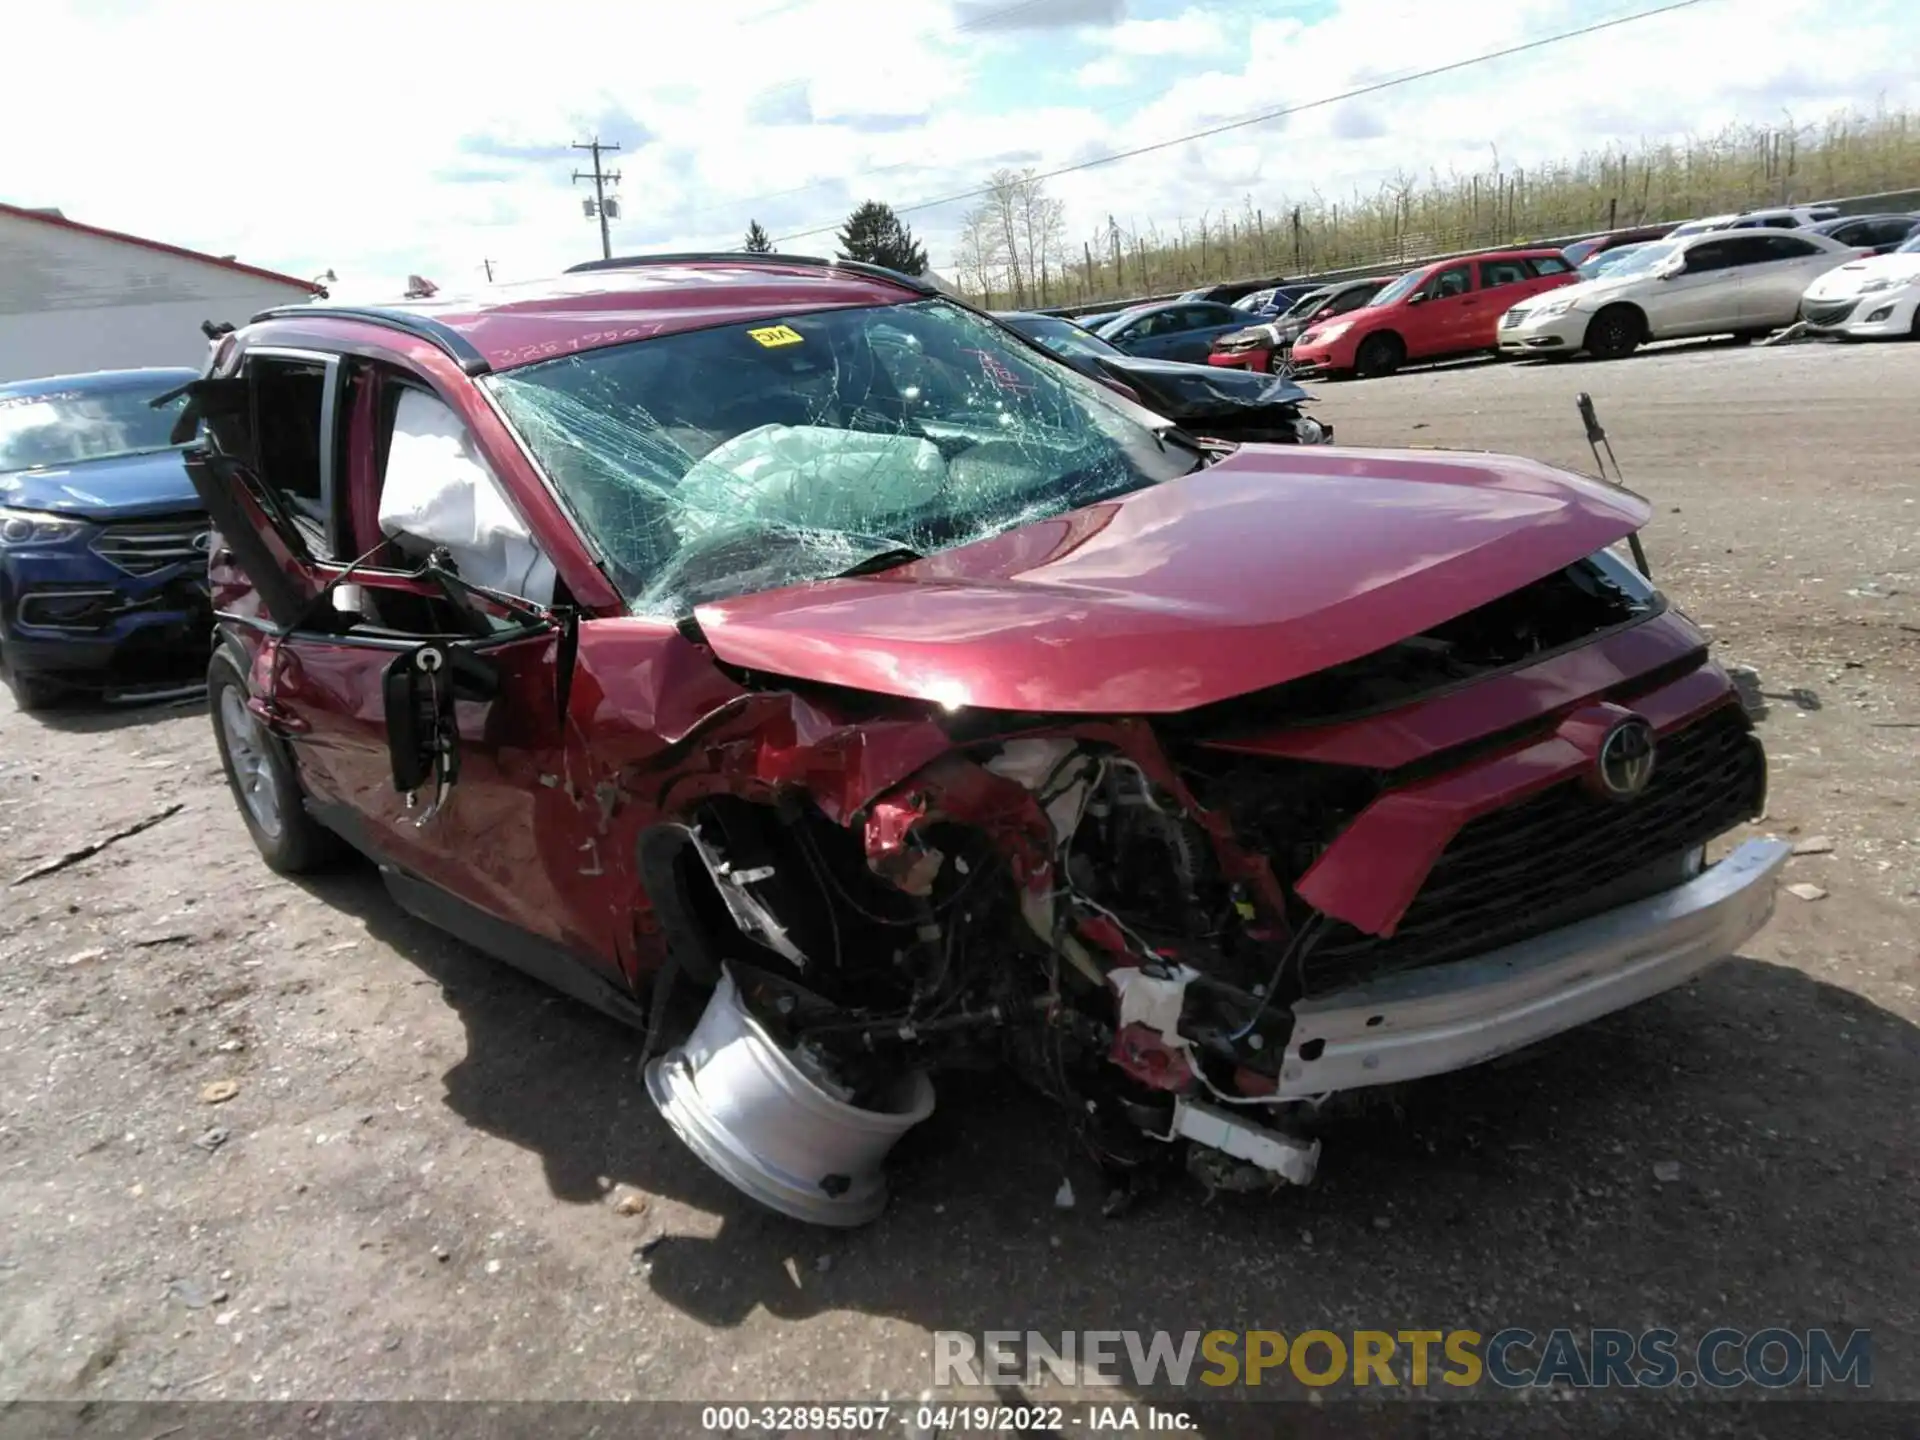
[1667,205,1841,237]
[1497,228,1865,360]
[1798,230,1920,340]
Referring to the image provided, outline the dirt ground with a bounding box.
[1,338,1916,1427]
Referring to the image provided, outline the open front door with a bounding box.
[183,345,638,1007]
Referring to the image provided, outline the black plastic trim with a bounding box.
[307,799,650,1030]
[247,306,492,377]
[563,250,937,295]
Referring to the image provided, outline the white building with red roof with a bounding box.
[0,203,325,383]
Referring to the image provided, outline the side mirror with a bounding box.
[1404,291,1426,305]
[383,642,500,818]
[1655,258,1686,279]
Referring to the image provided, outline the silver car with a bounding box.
[1498,228,1864,359]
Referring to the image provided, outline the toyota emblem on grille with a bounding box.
[1597,718,1657,799]
[192,530,215,555]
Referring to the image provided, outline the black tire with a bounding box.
[207,650,339,874]
[1730,329,1772,344]
[0,640,63,712]
[1583,306,1644,360]
[1352,332,1405,378]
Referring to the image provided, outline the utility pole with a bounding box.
[572,137,623,261]
[481,258,495,283]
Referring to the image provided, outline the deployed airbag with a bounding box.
[378,388,557,604]
[672,424,949,543]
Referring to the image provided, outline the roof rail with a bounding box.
[247,304,492,376]
[563,250,938,295]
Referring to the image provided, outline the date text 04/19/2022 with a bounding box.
[697,1404,1198,1432]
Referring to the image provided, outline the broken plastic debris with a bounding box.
[1053,1178,1076,1210]
[199,1080,240,1105]
[1652,1161,1683,1183]
[1785,883,1829,902]
[1791,836,1835,856]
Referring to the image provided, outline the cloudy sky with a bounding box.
[5,0,1918,294]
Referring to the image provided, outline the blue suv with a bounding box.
[0,368,212,710]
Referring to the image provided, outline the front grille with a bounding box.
[1301,705,1766,995]
[1801,298,1858,327]
[1501,307,1529,328]
[91,514,211,576]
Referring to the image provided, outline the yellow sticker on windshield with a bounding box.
[747,324,804,348]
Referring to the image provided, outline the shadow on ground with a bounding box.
[15,686,206,736]
[294,855,1919,1413]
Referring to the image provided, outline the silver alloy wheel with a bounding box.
[219,686,283,840]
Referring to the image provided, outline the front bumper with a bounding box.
[1,547,212,686]
[1498,308,1586,354]
[1800,289,1918,339]
[1273,838,1789,1097]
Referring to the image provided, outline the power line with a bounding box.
[770,0,1716,244]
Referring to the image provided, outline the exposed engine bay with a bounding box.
[640,546,1766,1227]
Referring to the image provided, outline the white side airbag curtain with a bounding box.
[377,387,557,605]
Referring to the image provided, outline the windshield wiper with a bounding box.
[835,546,924,578]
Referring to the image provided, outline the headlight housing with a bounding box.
[0,508,88,546]
[1856,278,1896,294]
[1533,296,1577,319]
[1308,321,1352,344]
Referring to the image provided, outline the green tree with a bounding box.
[742,220,774,254]
[836,200,928,274]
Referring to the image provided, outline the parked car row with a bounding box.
[1137,209,1920,380]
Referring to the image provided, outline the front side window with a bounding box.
[0,380,191,472]
[485,299,1203,616]
[1531,255,1572,275]
[1367,270,1425,307]
[1480,258,1532,288]
[1426,265,1473,298]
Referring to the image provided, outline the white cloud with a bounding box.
[2,0,1916,291]
[1103,13,1226,56]
[1074,56,1134,87]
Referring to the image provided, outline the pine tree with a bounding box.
[742,220,774,254]
[836,200,928,274]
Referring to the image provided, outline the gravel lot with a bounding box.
[1,338,1916,1428]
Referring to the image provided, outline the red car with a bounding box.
[180,255,1785,1226]
[1289,248,1579,378]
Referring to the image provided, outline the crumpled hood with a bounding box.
[1804,253,1920,298]
[0,448,200,520]
[695,445,1651,714]
[1093,354,1312,418]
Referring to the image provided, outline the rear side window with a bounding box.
[1480,258,1533,288]
[1756,235,1820,260]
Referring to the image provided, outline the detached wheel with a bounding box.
[1583,306,1644,359]
[1353,332,1405,378]
[208,650,338,873]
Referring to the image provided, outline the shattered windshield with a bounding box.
[485,298,1203,615]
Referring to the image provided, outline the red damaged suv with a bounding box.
[178,254,1786,1226]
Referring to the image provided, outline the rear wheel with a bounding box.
[208,650,339,873]
[1352,332,1405,378]
[1583,305,1644,360]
